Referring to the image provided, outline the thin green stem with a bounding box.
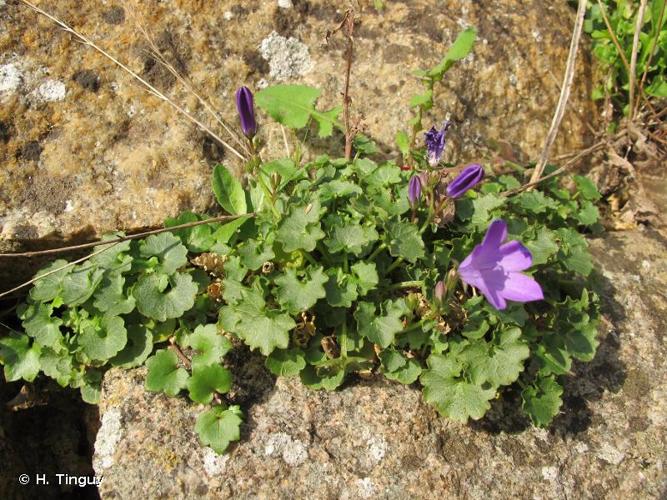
[302,251,318,268]
[385,280,422,291]
[386,257,404,274]
[368,243,387,261]
[339,319,349,359]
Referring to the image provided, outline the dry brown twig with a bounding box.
[528,0,588,186]
[327,9,357,161]
[19,0,247,162]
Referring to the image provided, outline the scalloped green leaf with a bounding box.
[274,267,327,315]
[265,348,306,377]
[354,299,407,348]
[110,323,154,368]
[29,259,71,302]
[133,272,198,322]
[182,324,232,369]
[522,375,563,427]
[139,233,189,275]
[276,200,325,253]
[19,302,63,349]
[0,332,41,382]
[385,221,425,263]
[145,349,189,397]
[78,315,128,361]
[188,364,232,404]
[195,405,243,454]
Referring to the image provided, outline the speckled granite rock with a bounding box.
[1,0,594,288]
[92,229,666,499]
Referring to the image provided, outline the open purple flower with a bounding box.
[446,163,484,198]
[458,220,544,310]
[408,175,422,205]
[235,86,257,138]
[424,121,452,167]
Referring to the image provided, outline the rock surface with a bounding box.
[92,228,667,499]
[0,0,594,288]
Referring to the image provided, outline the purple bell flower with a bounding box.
[446,163,485,198]
[408,175,422,206]
[424,121,452,167]
[235,86,257,138]
[458,219,544,310]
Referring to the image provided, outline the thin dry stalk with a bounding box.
[504,139,608,197]
[629,0,648,121]
[0,213,253,299]
[136,23,251,156]
[19,0,247,162]
[0,213,251,258]
[0,243,122,300]
[528,0,587,185]
[280,125,291,157]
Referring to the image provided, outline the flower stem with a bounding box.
[385,257,404,274]
[368,243,387,261]
[385,280,423,291]
[339,319,349,359]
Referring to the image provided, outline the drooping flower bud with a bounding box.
[446,163,485,198]
[434,280,446,303]
[235,86,257,138]
[408,175,422,206]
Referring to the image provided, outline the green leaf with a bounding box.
[165,212,218,253]
[350,261,379,296]
[182,324,231,369]
[274,267,327,315]
[386,221,425,263]
[420,353,494,422]
[535,333,572,376]
[195,405,243,454]
[565,322,599,362]
[78,315,128,361]
[525,227,559,266]
[0,332,41,382]
[409,90,433,109]
[300,364,346,390]
[325,219,379,256]
[219,287,295,356]
[211,216,251,247]
[522,376,563,427]
[324,267,359,307]
[29,259,71,302]
[265,348,306,377]
[276,199,325,252]
[384,358,422,385]
[576,201,599,226]
[93,274,136,317]
[573,175,601,201]
[427,27,477,79]
[139,233,189,275]
[110,323,154,368]
[255,84,342,137]
[395,130,410,156]
[39,346,73,386]
[237,238,275,271]
[467,328,530,387]
[379,348,406,372]
[133,272,198,322]
[354,299,406,348]
[513,191,558,214]
[188,364,232,404]
[80,370,102,404]
[19,302,63,348]
[90,235,133,274]
[471,193,506,225]
[145,349,189,396]
[212,164,247,215]
[60,263,105,307]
